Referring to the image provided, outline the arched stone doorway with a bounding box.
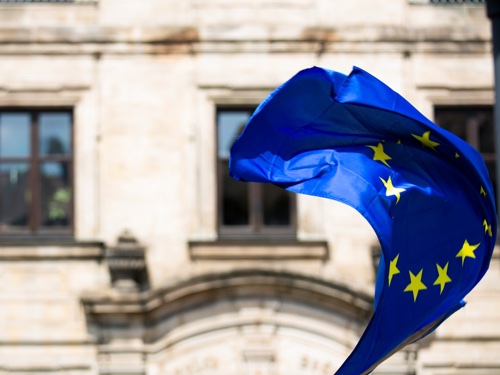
[149,301,364,375]
[83,270,374,375]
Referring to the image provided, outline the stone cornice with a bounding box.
[0,25,490,55]
[0,25,489,43]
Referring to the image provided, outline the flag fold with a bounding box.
[229,66,497,374]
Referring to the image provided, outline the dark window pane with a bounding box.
[479,114,495,153]
[222,162,249,225]
[40,162,71,227]
[0,113,30,157]
[0,163,30,228]
[262,183,291,226]
[39,113,71,156]
[218,110,253,226]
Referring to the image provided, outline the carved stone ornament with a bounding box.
[105,230,149,292]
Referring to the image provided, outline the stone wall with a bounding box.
[0,0,497,374]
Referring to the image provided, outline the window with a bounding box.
[434,105,495,194]
[217,107,296,238]
[0,109,73,235]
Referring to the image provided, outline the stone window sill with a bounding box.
[188,238,329,261]
[0,236,103,260]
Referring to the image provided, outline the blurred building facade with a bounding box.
[0,0,498,374]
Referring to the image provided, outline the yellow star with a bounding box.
[404,269,427,302]
[483,219,493,237]
[412,131,440,152]
[380,176,406,204]
[433,262,452,294]
[456,239,480,266]
[388,254,400,286]
[367,143,392,168]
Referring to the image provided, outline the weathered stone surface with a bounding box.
[0,0,497,373]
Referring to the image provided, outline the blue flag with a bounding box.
[229,66,497,374]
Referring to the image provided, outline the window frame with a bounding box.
[0,107,74,237]
[216,106,297,240]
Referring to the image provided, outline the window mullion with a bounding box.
[29,112,39,232]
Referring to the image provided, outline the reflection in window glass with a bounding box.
[0,163,30,228]
[217,112,249,159]
[40,162,71,227]
[0,109,73,234]
[0,113,30,157]
[39,113,71,156]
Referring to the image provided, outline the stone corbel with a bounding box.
[105,230,149,293]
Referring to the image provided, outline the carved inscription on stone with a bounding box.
[300,355,335,375]
[169,356,219,375]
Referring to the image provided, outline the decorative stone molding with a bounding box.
[82,269,373,339]
[105,230,149,293]
[81,269,375,374]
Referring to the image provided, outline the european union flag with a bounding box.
[229,66,497,374]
